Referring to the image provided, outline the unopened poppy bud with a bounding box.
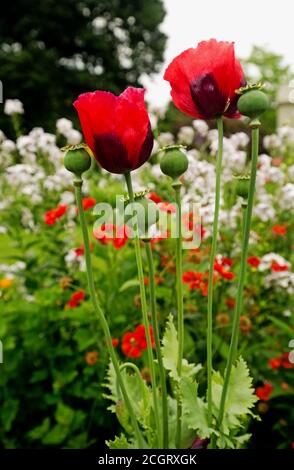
[63,144,92,177]
[237,84,269,119]
[234,174,250,200]
[160,145,188,180]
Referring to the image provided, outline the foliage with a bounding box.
[0,106,293,448]
[0,0,166,132]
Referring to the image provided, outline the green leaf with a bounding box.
[119,279,140,292]
[27,418,50,440]
[107,433,133,449]
[1,399,19,432]
[180,377,211,439]
[42,424,68,445]
[162,314,202,381]
[73,328,95,351]
[212,357,258,435]
[55,402,75,427]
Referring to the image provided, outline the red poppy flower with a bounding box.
[247,256,261,268]
[85,351,98,366]
[214,260,235,280]
[268,357,282,370]
[158,202,176,213]
[148,192,163,204]
[93,223,129,249]
[226,297,235,309]
[164,39,245,120]
[82,197,96,211]
[121,332,142,358]
[44,204,67,225]
[134,324,155,349]
[112,338,119,348]
[74,87,153,174]
[67,290,85,308]
[271,261,289,272]
[271,224,287,236]
[256,383,273,401]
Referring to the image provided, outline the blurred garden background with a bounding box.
[0,0,293,449]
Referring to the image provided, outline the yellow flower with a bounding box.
[0,278,13,288]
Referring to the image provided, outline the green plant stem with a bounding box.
[124,172,162,448]
[173,180,184,449]
[73,177,144,448]
[217,121,260,437]
[207,117,224,427]
[145,240,169,449]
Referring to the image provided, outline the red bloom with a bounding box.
[44,204,67,225]
[121,332,142,358]
[148,192,163,204]
[121,324,155,358]
[247,256,261,268]
[214,260,235,280]
[226,297,235,309]
[271,224,287,236]
[271,261,289,272]
[112,338,119,348]
[182,271,208,296]
[134,324,155,350]
[268,357,282,370]
[268,352,293,370]
[74,243,93,256]
[85,351,98,366]
[93,224,129,249]
[74,87,153,174]
[82,197,96,211]
[281,352,293,369]
[256,383,273,401]
[67,290,85,308]
[164,39,245,120]
[158,202,176,213]
[54,204,67,218]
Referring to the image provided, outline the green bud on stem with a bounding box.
[237,84,269,119]
[63,144,92,177]
[160,145,188,180]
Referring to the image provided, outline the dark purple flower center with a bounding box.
[93,133,129,174]
[190,73,228,119]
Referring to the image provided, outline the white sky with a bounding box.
[142,0,294,107]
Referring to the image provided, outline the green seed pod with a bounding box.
[237,89,269,119]
[160,147,188,180]
[234,174,251,199]
[64,148,91,177]
[125,196,159,235]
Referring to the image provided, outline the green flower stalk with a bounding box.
[64,147,144,448]
[124,171,162,448]
[217,87,269,439]
[207,117,224,427]
[144,240,169,448]
[160,146,188,448]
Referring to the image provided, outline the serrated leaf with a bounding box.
[162,314,202,381]
[212,357,258,435]
[107,433,133,449]
[180,377,211,439]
